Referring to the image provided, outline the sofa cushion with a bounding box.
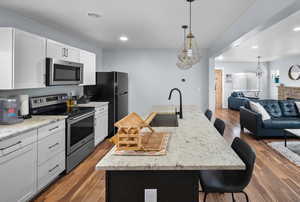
[263,117,300,129]
[279,100,298,117]
[249,101,271,121]
[231,92,238,97]
[258,100,282,118]
[231,92,244,97]
[244,99,259,109]
[238,92,245,97]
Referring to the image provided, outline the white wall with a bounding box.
[103,49,209,115]
[0,8,103,97]
[268,55,300,99]
[215,61,269,108]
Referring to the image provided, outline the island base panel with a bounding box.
[106,170,199,202]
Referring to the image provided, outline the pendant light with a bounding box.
[177,0,201,68]
[177,25,192,69]
[256,56,263,78]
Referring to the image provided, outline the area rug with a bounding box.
[268,141,300,167]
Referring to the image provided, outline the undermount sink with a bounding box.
[150,113,178,127]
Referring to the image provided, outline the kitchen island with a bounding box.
[96,105,245,202]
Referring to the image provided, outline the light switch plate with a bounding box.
[144,189,157,202]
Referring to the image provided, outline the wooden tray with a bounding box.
[112,132,171,156]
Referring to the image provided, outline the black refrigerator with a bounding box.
[84,72,128,137]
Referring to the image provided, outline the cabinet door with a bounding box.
[94,115,102,146]
[46,40,65,59]
[80,50,96,85]
[102,112,108,139]
[65,46,80,62]
[94,111,108,146]
[0,28,13,89]
[14,29,46,89]
[47,40,79,62]
[0,130,37,202]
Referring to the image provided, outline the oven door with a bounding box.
[67,112,95,155]
[46,58,83,86]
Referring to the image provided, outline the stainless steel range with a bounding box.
[30,94,95,173]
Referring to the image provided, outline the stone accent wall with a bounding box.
[278,84,300,100]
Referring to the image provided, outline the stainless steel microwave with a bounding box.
[46,58,83,86]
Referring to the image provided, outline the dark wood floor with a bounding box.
[33,109,300,202]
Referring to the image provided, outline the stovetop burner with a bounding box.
[30,94,95,118]
[37,106,95,117]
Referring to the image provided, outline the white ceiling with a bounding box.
[0,0,255,49]
[219,9,300,62]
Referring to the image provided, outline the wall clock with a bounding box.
[288,65,300,80]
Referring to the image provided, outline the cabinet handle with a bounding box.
[48,142,60,149]
[49,126,59,132]
[43,74,46,85]
[48,164,59,173]
[0,141,22,151]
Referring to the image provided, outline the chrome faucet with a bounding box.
[168,88,183,119]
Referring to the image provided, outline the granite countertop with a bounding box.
[77,101,109,108]
[96,105,245,171]
[0,116,67,142]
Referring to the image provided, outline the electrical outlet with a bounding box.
[144,189,157,202]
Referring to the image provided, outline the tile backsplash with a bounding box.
[0,86,83,98]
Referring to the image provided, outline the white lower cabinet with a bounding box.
[94,105,108,146]
[0,130,37,202]
[0,120,66,201]
[37,152,65,191]
[37,121,66,191]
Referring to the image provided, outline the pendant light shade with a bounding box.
[177,0,201,69]
[176,60,192,69]
[177,25,193,70]
[256,56,263,78]
[177,34,201,66]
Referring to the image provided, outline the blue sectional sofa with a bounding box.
[240,99,300,139]
[228,92,259,110]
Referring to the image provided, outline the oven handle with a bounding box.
[68,111,95,123]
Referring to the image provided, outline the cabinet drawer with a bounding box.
[38,120,65,140]
[95,105,108,115]
[0,129,37,158]
[38,151,65,191]
[38,130,65,165]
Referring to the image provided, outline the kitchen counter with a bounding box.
[77,101,109,108]
[96,105,245,171]
[0,116,67,142]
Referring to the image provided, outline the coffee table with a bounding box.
[284,129,300,147]
[284,129,300,156]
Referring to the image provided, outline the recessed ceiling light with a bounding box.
[233,43,240,47]
[252,45,259,49]
[216,55,224,60]
[293,27,300,32]
[119,36,129,42]
[87,12,102,18]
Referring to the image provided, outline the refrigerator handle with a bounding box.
[119,92,128,95]
[115,85,118,94]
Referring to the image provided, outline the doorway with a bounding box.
[214,69,223,110]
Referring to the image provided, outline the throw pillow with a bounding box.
[249,101,271,121]
[295,102,300,116]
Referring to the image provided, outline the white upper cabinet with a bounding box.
[80,50,96,85]
[0,27,96,89]
[46,39,80,63]
[0,28,46,89]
